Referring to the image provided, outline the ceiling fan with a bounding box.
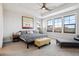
[41,3,51,11]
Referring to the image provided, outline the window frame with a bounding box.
[46,14,76,34]
[63,15,76,34]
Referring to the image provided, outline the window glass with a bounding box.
[64,15,76,33]
[54,18,62,33]
[47,20,53,32]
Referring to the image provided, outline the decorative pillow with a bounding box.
[16,31,21,35]
[20,31,27,35]
[27,30,33,34]
[33,30,39,34]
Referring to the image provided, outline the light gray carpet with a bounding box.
[0,39,79,56]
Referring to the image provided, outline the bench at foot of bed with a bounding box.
[34,37,51,49]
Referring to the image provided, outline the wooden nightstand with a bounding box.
[12,33,20,42]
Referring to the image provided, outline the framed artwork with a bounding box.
[22,16,34,29]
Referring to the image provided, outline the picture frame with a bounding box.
[22,16,34,29]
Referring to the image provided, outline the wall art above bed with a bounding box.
[22,16,34,29]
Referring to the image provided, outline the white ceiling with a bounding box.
[3,3,79,18]
[3,3,64,17]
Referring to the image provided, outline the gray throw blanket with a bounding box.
[20,33,47,43]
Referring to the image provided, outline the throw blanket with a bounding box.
[20,33,47,43]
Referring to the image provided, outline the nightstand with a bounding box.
[12,33,20,42]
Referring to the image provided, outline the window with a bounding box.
[54,18,62,33]
[64,15,76,33]
[47,20,53,32]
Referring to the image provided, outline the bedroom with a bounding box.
[0,3,79,56]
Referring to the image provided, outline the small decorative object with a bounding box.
[22,16,34,29]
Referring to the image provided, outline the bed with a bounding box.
[19,31,47,48]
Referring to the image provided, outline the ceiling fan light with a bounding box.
[42,7,45,10]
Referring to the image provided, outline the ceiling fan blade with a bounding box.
[42,6,51,11]
[43,3,46,6]
[41,3,46,8]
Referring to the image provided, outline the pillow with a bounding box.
[12,31,21,37]
[20,31,27,35]
[16,31,21,35]
[33,30,39,34]
[27,30,33,34]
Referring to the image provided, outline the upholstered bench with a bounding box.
[34,38,51,48]
[56,39,79,48]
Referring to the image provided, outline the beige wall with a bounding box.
[0,4,3,48]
